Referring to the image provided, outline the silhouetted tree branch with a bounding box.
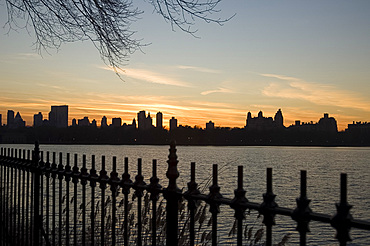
[3,0,230,73]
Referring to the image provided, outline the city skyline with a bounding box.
[0,105,366,132]
[1,1,370,131]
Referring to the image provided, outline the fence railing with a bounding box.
[0,142,369,246]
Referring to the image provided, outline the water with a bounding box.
[2,144,370,245]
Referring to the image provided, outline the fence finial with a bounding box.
[165,141,180,245]
[166,140,180,192]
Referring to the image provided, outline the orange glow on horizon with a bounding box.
[0,103,355,131]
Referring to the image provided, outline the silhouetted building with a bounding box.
[33,112,43,127]
[137,110,153,130]
[101,116,108,128]
[112,117,122,127]
[206,121,215,130]
[346,121,370,134]
[72,118,77,127]
[49,105,68,128]
[156,112,163,129]
[274,109,284,128]
[288,113,337,133]
[0,114,2,127]
[246,109,285,130]
[78,117,90,126]
[170,117,178,131]
[7,110,14,128]
[318,113,338,133]
[13,112,26,128]
[91,119,97,127]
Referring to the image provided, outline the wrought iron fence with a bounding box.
[0,142,369,246]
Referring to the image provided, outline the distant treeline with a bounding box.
[1,125,369,146]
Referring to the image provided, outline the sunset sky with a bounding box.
[1,1,370,131]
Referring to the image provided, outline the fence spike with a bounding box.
[331,173,353,245]
[259,168,278,246]
[292,170,312,245]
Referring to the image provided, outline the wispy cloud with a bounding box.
[261,73,370,112]
[14,53,41,60]
[201,87,235,95]
[177,65,221,74]
[101,66,191,87]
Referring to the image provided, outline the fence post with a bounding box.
[331,173,353,246]
[32,142,41,246]
[292,170,312,246]
[259,168,278,246]
[230,166,248,246]
[164,141,181,245]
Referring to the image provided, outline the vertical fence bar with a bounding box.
[13,149,17,245]
[184,161,200,246]
[30,150,34,244]
[99,156,108,246]
[165,141,180,246]
[230,166,248,246]
[0,148,3,245]
[33,142,41,246]
[331,173,352,246]
[110,156,119,246]
[259,168,278,246]
[208,164,222,246]
[10,149,13,243]
[21,150,26,244]
[292,170,312,246]
[45,152,51,241]
[17,149,22,245]
[6,149,11,244]
[39,151,44,245]
[65,153,71,246]
[121,157,132,246]
[81,155,88,246]
[134,158,146,246]
[58,153,64,246]
[63,153,71,246]
[149,159,161,246]
[26,150,30,244]
[89,155,97,246]
[72,154,79,246]
[51,152,57,245]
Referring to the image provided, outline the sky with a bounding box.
[1,0,370,131]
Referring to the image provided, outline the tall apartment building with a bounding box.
[112,117,122,127]
[137,110,153,130]
[169,117,178,131]
[156,112,163,129]
[49,105,68,128]
[7,110,14,127]
[33,112,43,127]
[101,116,108,127]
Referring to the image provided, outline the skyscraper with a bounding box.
[101,116,108,127]
[112,117,122,127]
[33,112,43,127]
[7,110,14,127]
[274,109,284,128]
[49,105,68,128]
[156,112,163,129]
[170,117,178,131]
[137,110,153,130]
[14,112,26,128]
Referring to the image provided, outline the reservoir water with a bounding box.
[2,144,370,245]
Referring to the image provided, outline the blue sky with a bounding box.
[1,0,370,130]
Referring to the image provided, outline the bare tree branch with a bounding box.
[3,0,230,74]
